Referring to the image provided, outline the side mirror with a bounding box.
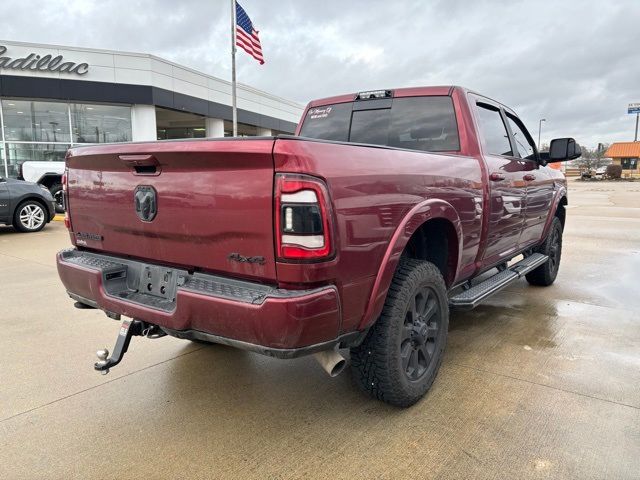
[549,137,581,162]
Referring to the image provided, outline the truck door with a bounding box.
[504,112,555,246]
[474,101,528,266]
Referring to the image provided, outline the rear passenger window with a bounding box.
[386,96,460,152]
[349,108,391,146]
[349,96,459,152]
[476,104,513,156]
[299,102,352,142]
[299,96,460,152]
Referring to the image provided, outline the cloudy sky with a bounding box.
[3,0,639,148]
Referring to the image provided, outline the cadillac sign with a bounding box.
[0,45,89,75]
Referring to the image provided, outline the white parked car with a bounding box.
[595,166,607,177]
[18,161,65,213]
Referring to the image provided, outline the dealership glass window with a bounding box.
[0,144,6,177]
[71,103,132,143]
[621,158,638,169]
[2,99,71,143]
[157,127,206,140]
[4,143,70,178]
[223,121,258,137]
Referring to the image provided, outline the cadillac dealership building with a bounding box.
[0,40,303,177]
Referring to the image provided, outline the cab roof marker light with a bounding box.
[356,90,392,100]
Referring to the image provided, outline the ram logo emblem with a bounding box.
[134,186,157,222]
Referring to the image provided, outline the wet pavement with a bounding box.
[1,180,639,479]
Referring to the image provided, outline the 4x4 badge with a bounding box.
[134,186,157,222]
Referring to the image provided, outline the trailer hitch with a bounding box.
[94,319,166,374]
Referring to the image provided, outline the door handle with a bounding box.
[523,174,536,181]
[490,172,505,181]
[119,155,161,175]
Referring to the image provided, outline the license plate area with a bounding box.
[139,265,178,301]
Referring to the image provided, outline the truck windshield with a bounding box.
[299,96,460,152]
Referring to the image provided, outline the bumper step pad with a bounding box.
[449,253,548,310]
[59,249,315,312]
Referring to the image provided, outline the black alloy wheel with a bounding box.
[526,216,563,286]
[547,225,561,274]
[401,286,441,381]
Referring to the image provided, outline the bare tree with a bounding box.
[571,143,610,171]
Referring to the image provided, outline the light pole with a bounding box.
[538,118,546,151]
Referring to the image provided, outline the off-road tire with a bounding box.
[350,259,449,407]
[525,216,563,286]
[50,183,64,213]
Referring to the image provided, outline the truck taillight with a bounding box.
[275,174,334,261]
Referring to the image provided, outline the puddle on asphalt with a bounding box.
[449,296,561,353]
[580,251,640,311]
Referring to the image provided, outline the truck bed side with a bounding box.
[272,137,484,333]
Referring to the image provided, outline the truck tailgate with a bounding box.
[66,139,277,282]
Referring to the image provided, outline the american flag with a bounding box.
[235,2,264,65]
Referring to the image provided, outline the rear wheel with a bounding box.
[13,200,47,233]
[49,183,64,213]
[350,259,449,407]
[526,216,563,286]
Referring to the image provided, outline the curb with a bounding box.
[53,214,64,222]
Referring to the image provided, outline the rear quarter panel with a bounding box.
[273,138,484,333]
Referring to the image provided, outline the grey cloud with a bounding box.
[2,0,639,147]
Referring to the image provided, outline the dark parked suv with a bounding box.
[0,177,56,232]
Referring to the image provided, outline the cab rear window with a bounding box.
[299,96,460,152]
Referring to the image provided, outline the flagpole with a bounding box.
[231,0,238,136]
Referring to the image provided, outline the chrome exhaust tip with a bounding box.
[313,348,347,377]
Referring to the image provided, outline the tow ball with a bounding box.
[94,319,166,374]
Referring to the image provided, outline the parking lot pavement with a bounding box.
[1,180,639,479]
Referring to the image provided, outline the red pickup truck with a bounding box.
[57,86,580,407]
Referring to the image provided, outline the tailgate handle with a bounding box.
[119,155,160,175]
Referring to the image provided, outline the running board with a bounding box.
[449,253,549,310]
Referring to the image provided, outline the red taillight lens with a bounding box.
[275,174,334,261]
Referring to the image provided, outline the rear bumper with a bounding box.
[57,249,349,357]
